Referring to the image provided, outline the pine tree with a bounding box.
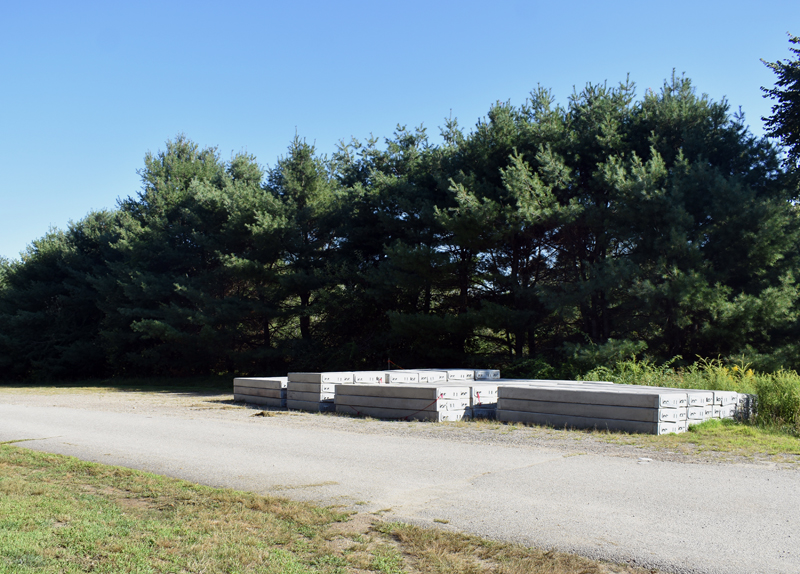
[763,34,800,172]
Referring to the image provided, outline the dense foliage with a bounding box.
[2,65,800,380]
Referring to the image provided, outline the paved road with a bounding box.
[1,401,797,574]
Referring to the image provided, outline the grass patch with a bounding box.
[0,444,653,574]
[596,418,800,460]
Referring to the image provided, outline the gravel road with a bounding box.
[0,387,797,574]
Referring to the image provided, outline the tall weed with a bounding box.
[585,357,800,435]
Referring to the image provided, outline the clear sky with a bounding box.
[1,0,797,261]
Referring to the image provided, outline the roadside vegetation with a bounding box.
[599,418,800,460]
[584,357,800,436]
[0,444,651,574]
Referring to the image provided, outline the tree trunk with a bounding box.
[300,292,311,340]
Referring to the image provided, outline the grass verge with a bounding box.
[597,418,800,460]
[0,444,652,573]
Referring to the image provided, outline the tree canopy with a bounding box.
[2,70,799,380]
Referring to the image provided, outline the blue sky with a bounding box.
[1,0,797,260]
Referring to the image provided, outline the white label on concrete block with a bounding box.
[426,371,450,383]
[288,372,354,384]
[686,391,714,406]
[713,391,738,406]
[386,371,419,384]
[687,406,706,420]
[444,370,476,381]
[353,371,387,384]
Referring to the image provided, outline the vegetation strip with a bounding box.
[0,444,653,573]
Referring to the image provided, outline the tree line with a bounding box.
[2,63,799,380]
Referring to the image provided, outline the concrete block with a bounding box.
[286,399,336,412]
[719,405,737,419]
[435,369,476,381]
[287,390,335,402]
[335,403,466,422]
[497,398,685,423]
[736,393,757,421]
[687,406,706,420]
[413,371,448,383]
[713,391,739,406]
[495,409,684,435]
[385,371,419,384]
[414,368,474,381]
[495,379,566,386]
[233,394,284,408]
[470,383,499,398]
[430,384,471,398]
[498,386,688,409]
[474,369,501,380]
[232,387,284,399]
[232,377,288,390]
[471,383,498,406]
[686,391,714,406]
[288,372,354,384]
[353,371,388,384]
[335,384,470,401]
[335,394,467,412]
[287,381,336,393]
[472,396,497,407]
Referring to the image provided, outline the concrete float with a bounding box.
[496,385,690,434]
[498,385,689,409]
[335,383,471,422]
[496,409,688,435]
[232,377,288,408]
[286,372,354,412]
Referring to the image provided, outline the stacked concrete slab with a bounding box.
[335,384,470,421]
[233,368,750,434]
[496,384,690,435]
[466,382,499,419]
[233,377,288,408]
[286,372,354,412]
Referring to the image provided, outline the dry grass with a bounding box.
[0,444,657,574]
[373,521,651,574]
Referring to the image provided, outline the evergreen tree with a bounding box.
[0,212,117,379]
[101,136,273,375]
[763,34,800,172]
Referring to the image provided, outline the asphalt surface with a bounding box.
[1,399,798,574]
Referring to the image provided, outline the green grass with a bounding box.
[597,418,800,460]
[0,444,652,574]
